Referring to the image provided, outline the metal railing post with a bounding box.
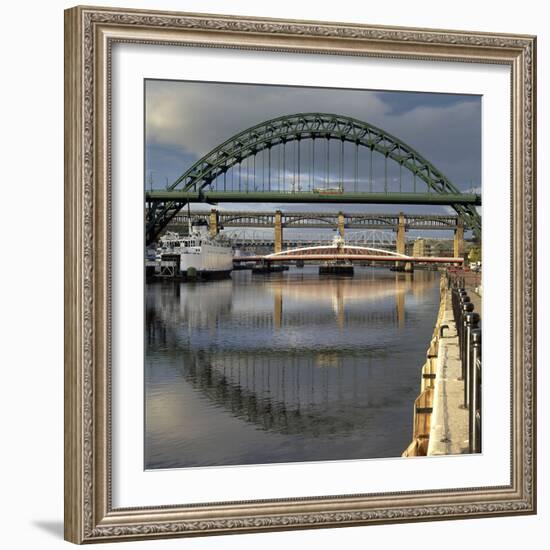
[454,289,467,340]
[459,300,473,380]
[450,275,482,454]
[463,312,480,408]
[470,328,482,453]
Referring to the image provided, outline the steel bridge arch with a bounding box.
[147,112,481,242]
[349,215,397,229]
[285,215,337,227]
[265,243,409,260]
[221,214,265,225]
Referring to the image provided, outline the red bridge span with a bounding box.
[233,240,464,265]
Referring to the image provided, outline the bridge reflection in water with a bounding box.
[145,267,440,469]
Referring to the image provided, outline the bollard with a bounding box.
[463,312,480,408]
[455,291,469,340]
[469,328,482,453]
[461,307,476,387]
[459,302,474,377]
[452,290,458,324]
[452,290,460,344]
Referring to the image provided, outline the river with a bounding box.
[145,267,440,469]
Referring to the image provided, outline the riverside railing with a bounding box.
[450,283,482,453]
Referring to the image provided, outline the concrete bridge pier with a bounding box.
[454,217,464,259]
[396,212,412,271]
[274,210,283,253]
[396,212,406,255]
[338,211,345,238]
[209,209,220,237]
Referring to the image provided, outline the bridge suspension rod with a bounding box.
[369,146,373,192]
[326,137,330,189]
[355,142,358,193]
[297,138,301,192]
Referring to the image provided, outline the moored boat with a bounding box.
[150,220,233,280]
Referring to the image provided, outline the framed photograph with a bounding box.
[64,5,537,544]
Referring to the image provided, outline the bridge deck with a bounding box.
[234,254,462,264]
[147,190,481,206]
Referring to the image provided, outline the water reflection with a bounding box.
[145,267,440,469]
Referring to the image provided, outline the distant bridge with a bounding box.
[146,112,481,243]
[170,210,462,231]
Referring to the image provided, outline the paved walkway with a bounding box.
[427,290,469,456]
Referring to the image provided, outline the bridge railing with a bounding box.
[450,283,482,453]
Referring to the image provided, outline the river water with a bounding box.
[145,267,440,469]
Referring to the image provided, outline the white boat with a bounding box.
[155,221,233,279]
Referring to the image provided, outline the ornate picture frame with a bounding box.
[64,5,536,543]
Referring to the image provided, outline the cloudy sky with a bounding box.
[145,79,481,224]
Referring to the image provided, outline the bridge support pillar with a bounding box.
[395,212,409,270]
[338,211,345,238]
[274,210,283,253]
[396,212,406,255]
[209,209,220,237]
[454,217,464,259]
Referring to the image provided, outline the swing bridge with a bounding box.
[145,113,481,245]
[232,240,463,267]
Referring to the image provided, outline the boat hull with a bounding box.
[150,230,234,281]
[178,246,233,273]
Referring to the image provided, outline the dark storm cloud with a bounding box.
[379,91,479,116]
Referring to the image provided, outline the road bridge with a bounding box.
[234,241,463,271]
[172,209,461,230]
[146,112,481,243]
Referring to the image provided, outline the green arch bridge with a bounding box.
[146,113,481,244]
